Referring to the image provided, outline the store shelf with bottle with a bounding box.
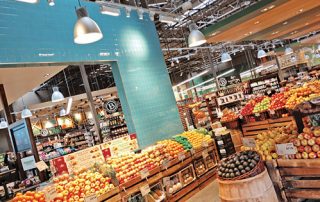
[249,73,280,95]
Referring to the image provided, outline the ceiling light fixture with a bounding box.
[16,0,38,3]
[100,5,120,16]
[59,108,67,117]
[47,0,54,6]
[221,52,232,63]
[51,87,64,103]
[21,107,32,119]
[0,118,8,129]
[138,9,144,20]
[285,46,293,55]
[74,7,103,44]
[188,23,206,47]
[257,49,267,58]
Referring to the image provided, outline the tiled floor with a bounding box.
[186,180,221,202]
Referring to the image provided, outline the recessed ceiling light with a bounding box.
[254,21,260,24]
[283,21,288,25]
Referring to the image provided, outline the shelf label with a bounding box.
[190,148,195,155]
[140,168,150,179]
[44,186,57,201]
[35,161,48,172]
[202,149,209,159]
[178,152,186,161]
[139,184,150,196]
[276,143,297,155]
[161,159,170,169]
[202,141,209,147]
[163,177,170,186]
[85,194,98,202]
[242,138,256,148]
[269,110,275,115]
[217,140,224,145]
[239,115,243,119]
[255,113,260,117]
[220,149,226,154]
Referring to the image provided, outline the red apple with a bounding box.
[297,146,305,153]
[293,139,301,146]
[297,134,304,140]
[316,137,320,145]
[308,139,316,146]
[295,153,302,159]
[317,151,320,158]
[301,139,308,146]
[305,146,312,153]
[309,152,317,159]
[304,133,313,140]
[302,152,309,159]
[312,144,320,152]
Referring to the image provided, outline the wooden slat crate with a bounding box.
[267,159,320,201]
[268,116,296,129]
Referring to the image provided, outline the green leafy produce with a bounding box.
[172,136,193,150]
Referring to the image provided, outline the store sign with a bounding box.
[104,100,118,113]
[276,143,297,155]
[35,161,49,172]
[21,156,36,171]
[242,138,256,148]
[218,75,241,87]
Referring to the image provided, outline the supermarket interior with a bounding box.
[0,0,320,201]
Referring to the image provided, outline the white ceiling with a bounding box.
[0,65,66,106]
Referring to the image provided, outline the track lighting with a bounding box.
[74,7,103,44]
[188,23,206,48]
[100,5,120,16]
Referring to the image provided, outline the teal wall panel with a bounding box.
[0,0,183,147]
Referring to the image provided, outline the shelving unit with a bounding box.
[249,73,280,95]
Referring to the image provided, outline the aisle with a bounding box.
[186,180,220,202]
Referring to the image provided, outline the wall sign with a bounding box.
[21,156,36,171]
[104,100,118,113]
[218,75,241,88]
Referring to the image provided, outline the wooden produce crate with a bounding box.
[268,116,296,129]
[267,159,320,201]
[242,120,269,138]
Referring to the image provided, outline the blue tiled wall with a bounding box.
[0,0,183,148]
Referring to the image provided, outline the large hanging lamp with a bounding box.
[285,46,293,55]
[74,7,103,44]
[21,107,32,119]
[0,118,8,129]
[59,108,67,117]
[221,52,232,63]
[257,49,267,58]
[188,23,206,48]
[51,87,64,103]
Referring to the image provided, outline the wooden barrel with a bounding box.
[218,169,278,202]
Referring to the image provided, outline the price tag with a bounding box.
[239,115,243,119]
[36,161,48,172]
[161,159,170,169]
[190,148,195,155]
[139,184,150,196]
[276,143,297,155]
[163,177,170,186]
[220,149,226,154]
[270,110,275,115]
[255,113,260,117]
[85,194,98,202]
[44,186,57,201]
[140,168,150,179]
[178,152,186,161]
[202,149,209,159]
[202,141,209,147]
[242,138,256,148]
[217,140,224,145]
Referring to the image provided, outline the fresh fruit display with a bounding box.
[179,131,213,150]
[51,170,114,201]
[221,108,238,122]
[156,139,186,157]
[171,136,193,151]
[269,93,286,110]
[194,158,207,176]
[12,191,45,202]
[285,80,320,109]
[166,175,182,194]
[240,100,255,116]
[146,186,165,201]
[291,127,320,159]
[253,97,270,113]
[218,150,260,179]
[180,166,195,185]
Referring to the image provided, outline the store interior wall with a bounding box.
[0,0,183,148]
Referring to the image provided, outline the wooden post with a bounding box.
[0,84,13,151]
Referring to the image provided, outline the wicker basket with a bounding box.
[218,151,265,181]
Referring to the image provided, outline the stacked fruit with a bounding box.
[253,97,271,113]
[218,150,260,179]
[12,192,45,202]
[179,131,213,150]
[171,136,193,151]
[51,171,114,201]
[106,153,157,184]
[292,127,320,159]
[240,100,255,116]
[269,93,286,110]
[221,108,238,122]
[156,139,185,159]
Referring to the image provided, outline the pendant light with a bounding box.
[47,0,55,6]
[0,118,8,129]
[20,97,32,119]
[74,6,103,44]
[221,52,232,63]
[285,46,293,55]
[257,49,267,58]
[51,87,64,103]
[188,23,206,48]
[59,108,67,117]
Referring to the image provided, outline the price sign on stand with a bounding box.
[242,138,256,148]
[178,152,186,161]
[44,186,57,201]
[140,168,150,179]
[85,194,98,202]
[202,149,209,159]
[140,184,151,196]
[202,141,209,147]
[276,143,297,155]
[161,159,170,170]
[190,148,195,155]
[269,110,275,115]
[239,115,243,119]
[36,161,48,172]
[255,113,260,117]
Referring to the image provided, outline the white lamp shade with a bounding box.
[188,23,206,47]
[257,49,267,58]
[59,108,67,117]
[221,52,232,63]
[0,118,8,129]
[21,107,32,119]
[74,7,103,44]
[285,46,293,55]
[304,54,310,60]
[48,0,55,6]
[16,0,38,3]
[51,87,64,103]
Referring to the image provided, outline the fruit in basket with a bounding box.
[240,100,255,116]
[218,150,260,179]
[253,97,271,113]
[156,139,185,159]
[179,130,213,150]
[269,93,286,110]
[221,108,238,122]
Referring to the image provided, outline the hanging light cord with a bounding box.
[63,70,71,97]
